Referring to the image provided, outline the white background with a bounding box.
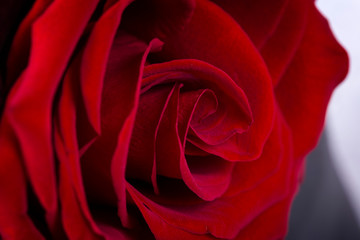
[317,0,360,225]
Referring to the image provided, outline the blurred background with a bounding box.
[288,0,360,238]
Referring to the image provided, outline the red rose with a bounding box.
[0,0,348,239]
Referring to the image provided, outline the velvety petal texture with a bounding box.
[0,0,348,239]
[275,6,349,159]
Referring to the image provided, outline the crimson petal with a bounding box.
[79,0,133,134]
[125,111,293,239]
[1,0,99,227]
[143,59,252,161]
[275,6,349,159]
[54,55,106,239]
[121,0,195,41]
[0,119,43,239]
[211,0,289,48]
[158,0,274,160]
[81,33,161,228]
[260,0,311,85]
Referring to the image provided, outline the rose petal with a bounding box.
[181,154,234,201]
[96,220,153,240]
[0,214,44,240]
[143,59,253,161]
[56,155,103,239]
[275,6,349,159]
[225,108,285,196]
[157,0,274,160]
[79,0,133,135]
[1,0,99,225]
[54,55,106,239]
[185,90,218,141]
[81,33,161,227]
[152,84,234,201]
[235,149,305,240]
[127,183,215,240]
[153,84,183,182]
[0,118,43,239]
[127,85,176,191]
[57,160,104,240]
[126,112,293,239]
[121,0,195,41]
[234,184,295,240]
[0,0,34,89]
[260,0,311,85]
[6,0,52,84]
[211,0,288,48]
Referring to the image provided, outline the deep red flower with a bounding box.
[0,0,348,239]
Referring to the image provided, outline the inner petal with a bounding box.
[154,86,234,200]
[127,85,175,183]
[143,59,254,161]
[177,88,218,144]
[189,88,250,146]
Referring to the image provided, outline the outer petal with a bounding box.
[1,0,99,227]
[0,215,44,240]
[0,0,34,91]
[235,143,305,240]
[0,119,44,239]
[5,0,51,84]
[235,183,296,240]
[211,0,289,48]
[225,109,284,196]
[79,0,133,135]
[121,0,195,41]
[275,6,349,159]
[260,0,311,85]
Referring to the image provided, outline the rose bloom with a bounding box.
[0,0,348,239]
